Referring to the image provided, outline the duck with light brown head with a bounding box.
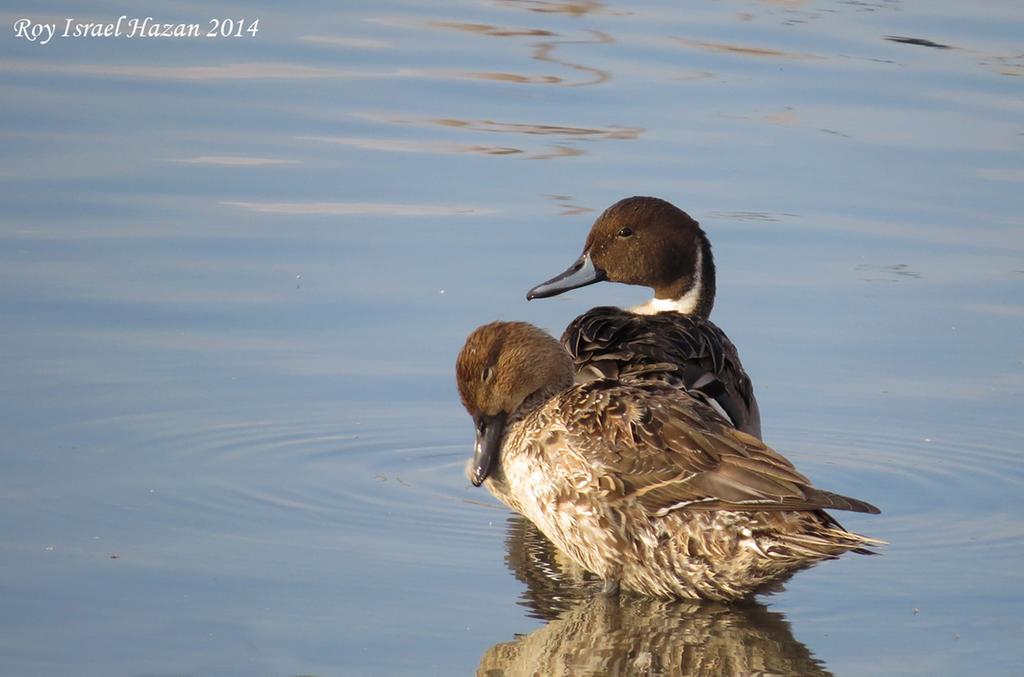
[528,196,761,439]
[456,321,881,601]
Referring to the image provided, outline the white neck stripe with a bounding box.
[629,246,702,315]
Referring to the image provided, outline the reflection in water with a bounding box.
[977,51,1024,77]
[425,20,612,86]
[504,514,599,620]
[884,35,954,50]
[763,107,801,125]
[548,194,595,216]
[298,35,391,49]
[673,37,825,61]
[760,0,814,8]
[349,114,643,160]
[373,115,644,140]
[706,210,789,222]
[483,516,832,676]
[427,21,555,38]
[876,27,1019,77]
[458,70,565,84]
[855,262,922,282]
[299,135,525,157]
[299,134,586,160]
[0,60,362,80]
[531,31,612,86]
[221,200,494,216]
[173,156,300,166]
[496,0,612,17]
[530,145,586,160]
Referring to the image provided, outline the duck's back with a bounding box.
[561,306,761,439]
[507,378,878,599]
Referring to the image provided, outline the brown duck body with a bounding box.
[483,380,876,599]
[562,305,761,439]
[457,322,880,601]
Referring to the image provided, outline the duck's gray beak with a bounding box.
[471,412,508,486]
[527,252,607,300]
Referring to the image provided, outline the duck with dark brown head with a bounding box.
[528,196,761,439]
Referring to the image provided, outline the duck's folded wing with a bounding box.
[562,307,761,439]
[562,381,878,517]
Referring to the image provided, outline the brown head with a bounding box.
[456,321,574,486]
[527,196,716,319]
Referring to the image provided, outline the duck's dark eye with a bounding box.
[617,227,634,238]
[482,367,494,383]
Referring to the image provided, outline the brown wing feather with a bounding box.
[558,380,879,517]
[562,307,762,439]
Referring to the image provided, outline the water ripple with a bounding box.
[764,422,1024,562]
[13,407,481,564]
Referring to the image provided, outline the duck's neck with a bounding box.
[509,379,572,427]
[631,231,716,319]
